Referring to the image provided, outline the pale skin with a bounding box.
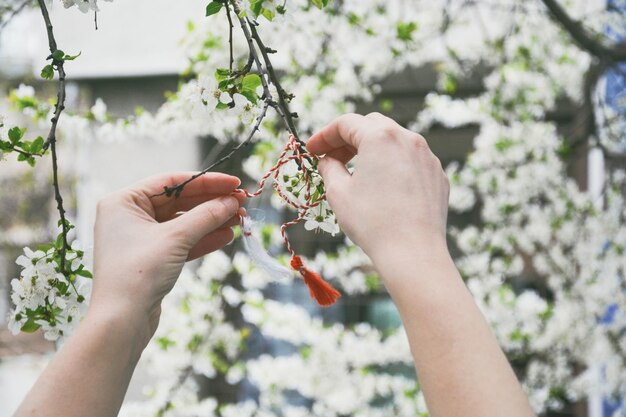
[14,113,536,417]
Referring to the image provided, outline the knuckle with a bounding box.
[95,192,118,214]
[378,125,400,140]
[338,113,358,126]
[410,132,429,149]
[366,111,384,119]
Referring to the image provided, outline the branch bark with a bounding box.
[37,0,71,276]
[541,0,626,62]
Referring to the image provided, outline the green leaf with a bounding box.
[36,243,55,252]
[205,1,223,16]
[52,49,65,61]
[442,72,458,94]
[30,136,44,154]
[8,126,24,143]
[55,233,65,249]
[311,0,329,9]
[239,76,260,103]
[63,51,82,61]
[261,7,275,21]
[396,21,417,41]
[215,67,231,81]
[250,0,263,16]
[41,64,54,80]
[240,90,257,104]
[0,141,13,152]
[218,79,232,90]
[75,269,93,278]
[21,318,41,333]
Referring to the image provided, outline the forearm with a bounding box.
[373,243,535,417]
[14,305,147,417]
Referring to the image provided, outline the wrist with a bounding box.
[368,233,450,270]
[369,236,458,294]
[84,301,152,360]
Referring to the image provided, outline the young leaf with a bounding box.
[31,136,45,154]
[64,51,82,61]
[241,74,262,93]
[261,7,275,21]
[250,0,263,16]
[21,318,41,333]
[52,49,65,61]
[75,269,93,278]
[206,1,223,16]
[215,67,231,81]
[8,126,24,144]
[41,64,54,80]
[0,141,13,151]
[396,21,417,41]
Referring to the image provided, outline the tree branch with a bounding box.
[246,19,305,146]
[225,0,234,72]
[37,0,71,276]
[541,0,626,62]
[154,1,313,199]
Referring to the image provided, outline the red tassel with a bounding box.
[290,256,341,307]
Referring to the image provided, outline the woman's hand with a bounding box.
[308,114,535,417]
[90,172,245,346]
[307,112,450,262]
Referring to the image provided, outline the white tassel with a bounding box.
[241,216,292,282]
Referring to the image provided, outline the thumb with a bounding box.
[169,196,239,246]
[318,156,351,199]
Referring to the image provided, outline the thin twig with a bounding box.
[225,0,234,72]
[5,146,44,159]
[230,2,310,157]
[37,0,70,276]
[246,19,305,147]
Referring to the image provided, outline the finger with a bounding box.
[365,111,392,120]
[318,155,351,196]
[169,196,240,246]
[130,172,241,207]
[187,228,235,261]
[325,146,356,165]
[366,112,426,139]
[156,192,246,222]
[218,211,244,229]
[307,113,375,156]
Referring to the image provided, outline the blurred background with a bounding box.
[0,1,625,417]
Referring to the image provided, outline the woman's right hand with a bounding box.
[307,113,450,262]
